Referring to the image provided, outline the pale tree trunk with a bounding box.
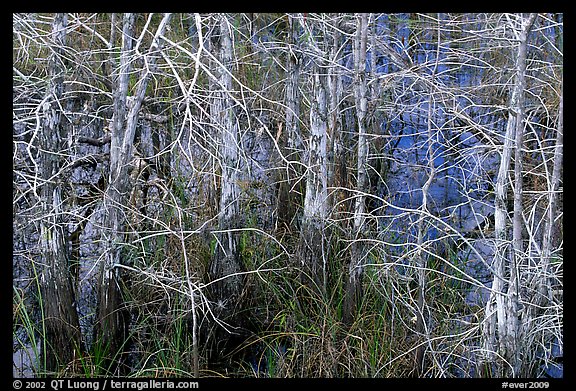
[299,67,329,293]
[38,13,83,373]
[94,13,134,365]
[412,15,443,376]
[343,13,369,326]
[480,13,537,378]
[106,14,117,78]
[538,81,562,300]
[208,13,244,333]
[507,13,536,376]
[326,16,344,216]
[285,14,303,161]
[521,80,563,375]
[278,13,303,229]
[94,13,172,370]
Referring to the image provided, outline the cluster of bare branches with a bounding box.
[13,13,562,378]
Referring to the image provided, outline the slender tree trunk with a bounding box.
[107,13,117,78]
[531,80,563,377]
[299,68,329,293]
[326,16,343,216]
[480,13,536,377]
[538,81,563,299]
[38,13,83,373]
[208,13,245,345]
[522,79,563,377]
[507,14,534,377]
[413,15,443,376]
[278,13,303,230]
[94,13,172,370]
[343,13,369,326]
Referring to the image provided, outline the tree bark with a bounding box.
[412,15,443,376]
[538,81,563,299]
[343,13,369,326]
[38,13,83,373]
[278,13,303,230]
[326,15,344,217]
[480,13,537,377]
[299,68,329,293]
[208,13,245,344]
[94,13,172,370]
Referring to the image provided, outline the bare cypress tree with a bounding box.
[207,13,245,350]
[285,15,303,159]
[37,12,83,373]
[538,81,563,302]
[480,13,537,377]
[507,13,538,376]
[93,13,135,368]
[12,12,562,378]
[299,67,329,293]
[278,13,303,229]
[94,13,172,370]
[343,13,369,326]
[412,14,444,376]
[326,14,346,220]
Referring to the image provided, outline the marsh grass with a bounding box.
[234,234,483,378]
[13,225,488,378]
[13,286,42,376]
